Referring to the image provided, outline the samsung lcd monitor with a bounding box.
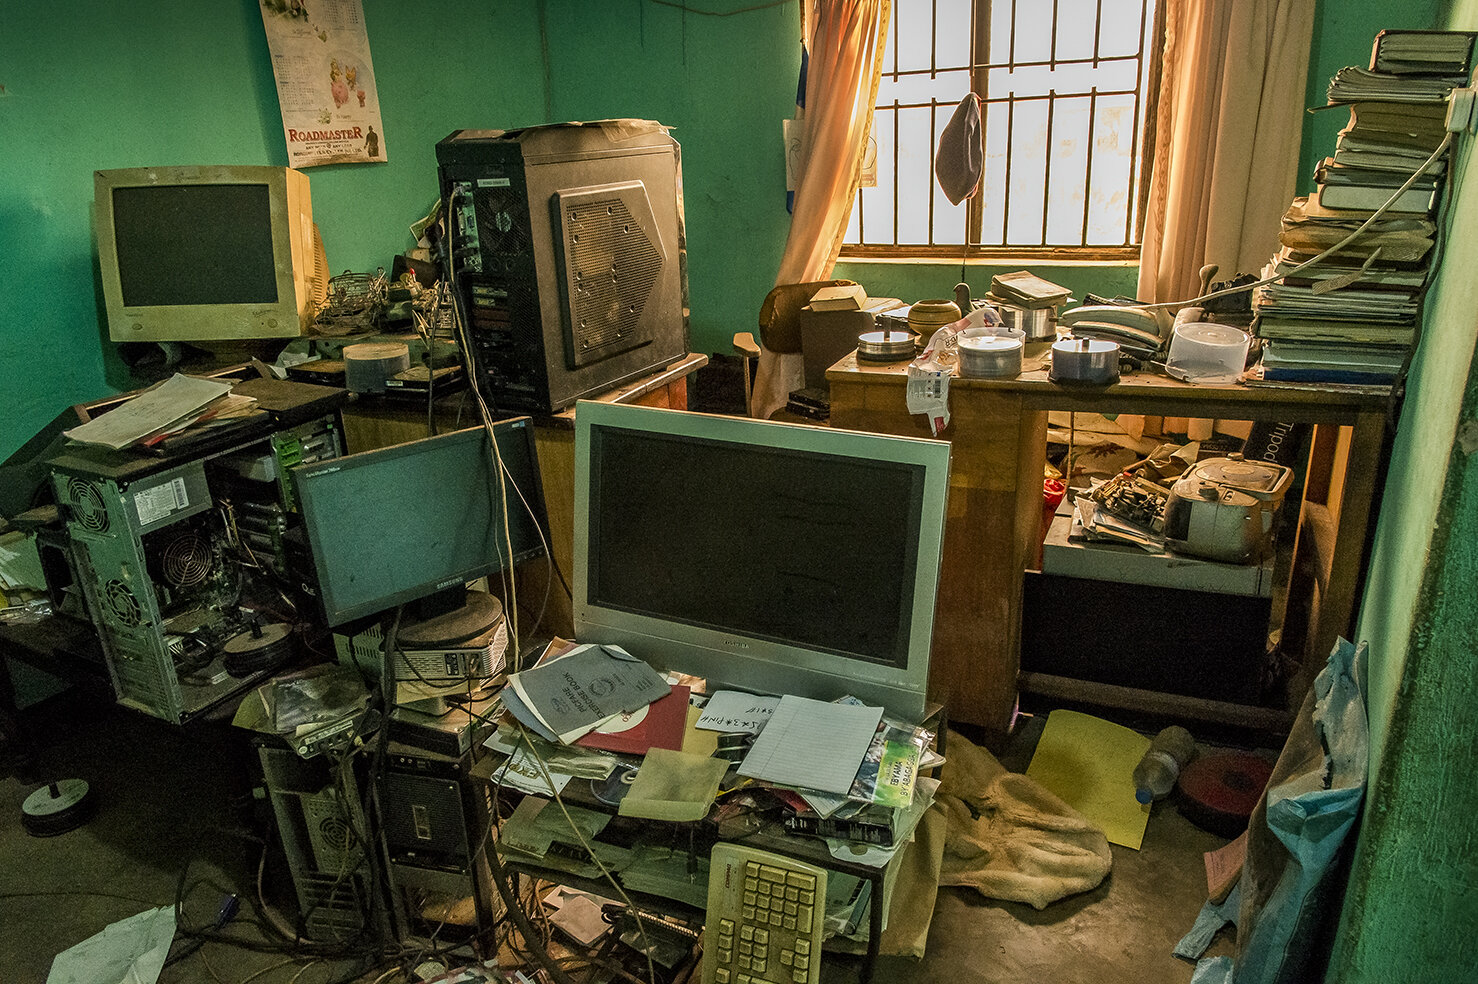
[574,402,950,720]
[293,419,549,632]
[94,165,326,343]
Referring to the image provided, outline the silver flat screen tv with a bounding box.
[573,402,950,720]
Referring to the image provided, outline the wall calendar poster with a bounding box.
[259,0,387,167]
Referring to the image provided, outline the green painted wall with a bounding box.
[538,0,804,360]
[0,0,548,460]
[1325,0,1478,976]
[1297,0,1443,195]
[0,0,1407,462]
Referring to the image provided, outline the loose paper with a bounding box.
[737,695,883,795]
[1025,709,1153,850]
[45,906,176,984]
[64,375,233,450]
[694,691,780,734]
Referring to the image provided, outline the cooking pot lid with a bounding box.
[1188,457,1285,491]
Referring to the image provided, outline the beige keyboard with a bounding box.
[702,843,827,984]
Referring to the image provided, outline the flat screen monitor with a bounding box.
[94,165,325,342]
[294,419,549,629]
[574,403,950,720]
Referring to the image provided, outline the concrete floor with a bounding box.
[2,690,1245,984]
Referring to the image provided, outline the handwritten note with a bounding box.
[694,691,780,734]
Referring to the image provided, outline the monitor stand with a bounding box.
[399,588,502,649]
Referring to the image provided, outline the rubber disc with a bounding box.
[22,779,95,837]
[1177,751,1274,838]
[222,622,295,677]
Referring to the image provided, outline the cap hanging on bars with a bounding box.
[935,93,983,205]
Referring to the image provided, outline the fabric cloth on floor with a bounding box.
[936,729,1113,909]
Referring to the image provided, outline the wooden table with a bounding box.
[827,351,1390,734]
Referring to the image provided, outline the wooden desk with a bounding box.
[341,353,708,639]
[827,353,1389,734]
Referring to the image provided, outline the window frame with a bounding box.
[841,0,1168,263]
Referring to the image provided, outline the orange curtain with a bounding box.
[1137,0,1315,304]
[751,0,890,419]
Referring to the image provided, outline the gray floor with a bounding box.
[2,691,1244,984]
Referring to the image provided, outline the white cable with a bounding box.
[1138,130,1453,312]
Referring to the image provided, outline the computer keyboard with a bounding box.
[702,843,827,984]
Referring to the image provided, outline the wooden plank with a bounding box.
[1018,671,1294,733]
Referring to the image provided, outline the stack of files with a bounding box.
[1368,28,1477,78]
[990,270,1072,308]
[1332,101,1449,176]
[1270,246,1428,294]
[1249,29,1474,389]
[1259,340,1408,386]
[1276,196,1435,263]
[1315,157,1442,214]
[63,373,259,451]
[1327,66,1466,104]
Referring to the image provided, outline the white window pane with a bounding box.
[879,68,974,109]
[1045,96,1090,244]
[895,3,940,72]
[980,100,1011,245]
[935,0,976,69]
[896,105,938,243]
[1085,96,1137,243]
[1005,99,1050,244]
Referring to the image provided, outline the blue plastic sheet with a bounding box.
[1229,638,1370,984]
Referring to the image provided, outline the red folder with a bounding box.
[574,685,690,755]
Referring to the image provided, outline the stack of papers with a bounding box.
[1327,66,1464,104]
[991,270,1072,308]
[502,643,673,745]
[63,374,258,451]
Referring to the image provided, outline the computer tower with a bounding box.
[257,740,385,942]
[50,415,342,723]
[379,742,503,950]
[436,122,690,414]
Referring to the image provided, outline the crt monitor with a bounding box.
[293,418,549,632]
[94,165,326,343]
[574,402,951,720]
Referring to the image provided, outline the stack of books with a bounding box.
[1250,29,1474,389]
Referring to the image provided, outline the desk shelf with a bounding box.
[828,353,1390,734]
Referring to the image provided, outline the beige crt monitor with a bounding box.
[94,165,326,342]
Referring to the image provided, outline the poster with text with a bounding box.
[259,0,386,167]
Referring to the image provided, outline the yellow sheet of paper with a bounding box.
[681,704,719,758]
[1025,709,1153,850]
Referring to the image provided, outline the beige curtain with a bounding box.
[750,0,890,419]
[1137,0,1316,304]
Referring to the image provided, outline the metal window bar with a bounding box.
[846,0,1159,256]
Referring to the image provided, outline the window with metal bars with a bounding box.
[843,0,1164,260]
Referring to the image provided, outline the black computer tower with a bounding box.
[379,742,502,949]
[435,122,690,414]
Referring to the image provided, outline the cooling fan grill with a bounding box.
[160,531,215,588]
[67,479,110,534]
[103,579,143,627]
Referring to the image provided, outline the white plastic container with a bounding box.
[1165,322,1250,384]
[957,332,1024,377]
